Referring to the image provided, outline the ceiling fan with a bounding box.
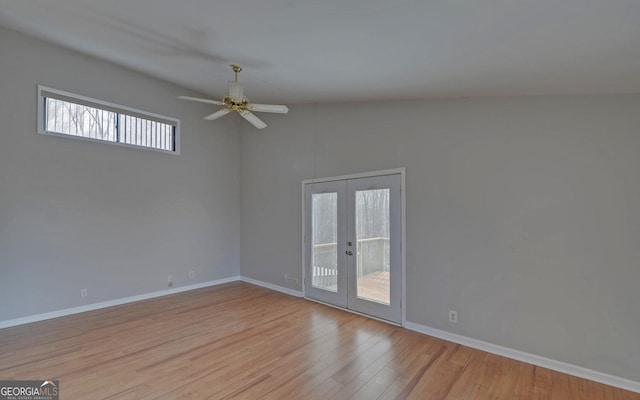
[178,65,288,129]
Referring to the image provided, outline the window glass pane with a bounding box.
[311,193,338,292]
[46,98,116,142]
[355,188,390,305]
[120,115,174,151]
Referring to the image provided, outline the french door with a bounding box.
[304,173,402,324]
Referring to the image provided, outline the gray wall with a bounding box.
[0,27,241,321]
[240,97,640,381]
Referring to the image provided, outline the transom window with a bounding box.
[37,85,180,154]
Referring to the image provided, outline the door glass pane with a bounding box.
[355,189,390,305]
[311,193,338,292]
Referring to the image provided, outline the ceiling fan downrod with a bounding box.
[231,64,242,83]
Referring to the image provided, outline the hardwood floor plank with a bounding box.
[391,345,448,399]
[445,348,491,399]
[331,330,399,384]
[405,343,464,400]
[354,330,422,383]
[254,361,333,400]
[1,282,638,399]
[550,370,579,400]
[377,352,436,400]
[484,356,521,398]
[329,378,367,400]
[349,366,401,400]
[533,365,554,399]
[301,377,345,400]
[511,362,536,400]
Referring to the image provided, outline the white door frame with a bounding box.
[301,168,406,326]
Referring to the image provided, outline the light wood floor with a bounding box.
[0,282,637,399]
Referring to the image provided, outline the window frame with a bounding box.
[37,85,180,155]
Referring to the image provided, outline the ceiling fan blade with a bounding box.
[204,108,231,121]
[239,110,267,129]
[247,103,289,114]
[178,96,225,106]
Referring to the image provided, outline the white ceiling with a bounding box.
[1,0,639,104]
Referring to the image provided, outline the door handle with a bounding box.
[346,250,353,256]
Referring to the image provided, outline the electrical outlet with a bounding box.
[189,270,195,279]
[168,275,173,287]
[81,289,88,298]
[284,273,288,281]
[449,310,458,323]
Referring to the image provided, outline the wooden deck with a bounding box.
[357,271,390,305]
[324,271,391,304]
[0,281,637,399]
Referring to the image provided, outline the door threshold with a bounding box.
[304,296,402,327]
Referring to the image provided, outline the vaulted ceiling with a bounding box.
[1,0,639,104]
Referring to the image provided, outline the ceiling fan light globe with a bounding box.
[228,81,244,101]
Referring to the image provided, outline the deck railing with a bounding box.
[311,242,338,289]
[357,237,390,276]
[311,237,389,288]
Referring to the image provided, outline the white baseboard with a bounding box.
[0,276,242,329]
[240,276,303,298]
[404,321,640,394]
